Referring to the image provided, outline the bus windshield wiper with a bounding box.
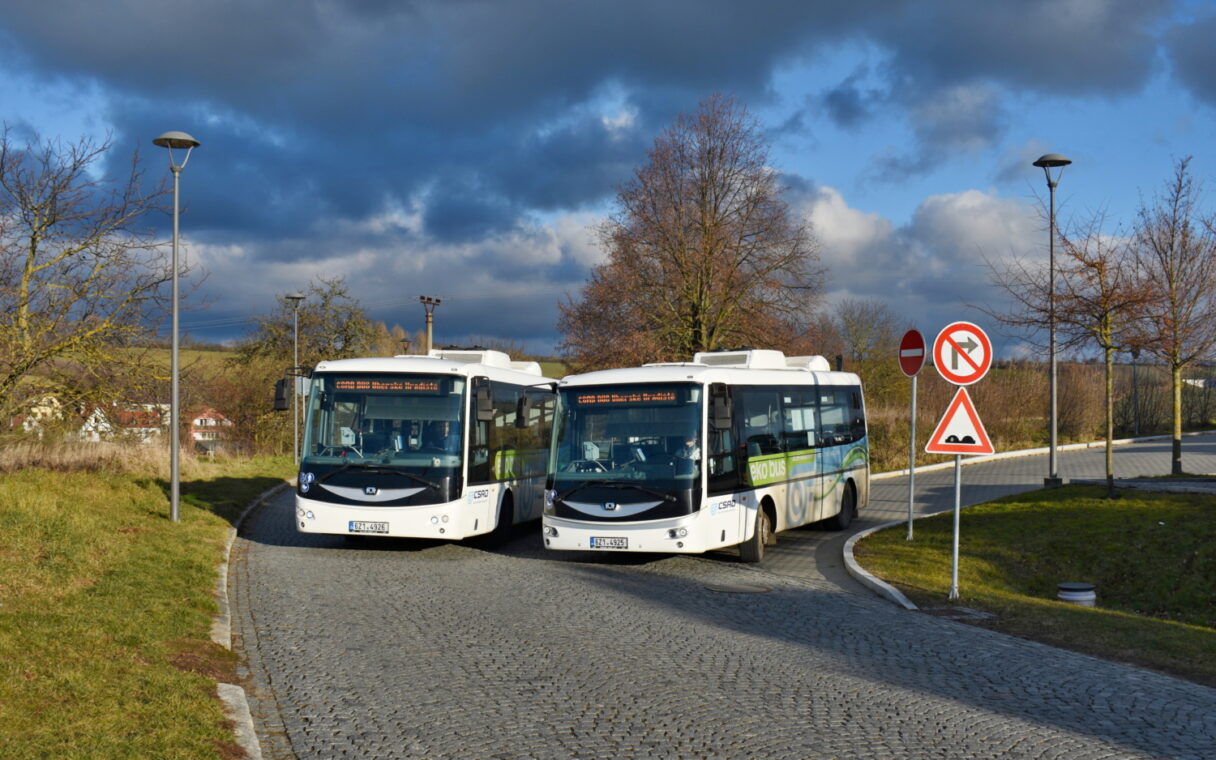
[557,480,676,503]
[317,463,440,490]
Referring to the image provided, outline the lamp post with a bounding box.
[1034,153,1071,487]
[286,292,306,464]
[419,296,442,353]
[153,131,200,523]
[399,337,412,355]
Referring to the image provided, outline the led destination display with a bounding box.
[573,390,679,406]
[333,379,441,393]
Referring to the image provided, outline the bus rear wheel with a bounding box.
[739,505,771,563]
[826,483,856,531]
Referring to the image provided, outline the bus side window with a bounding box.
[738,389,782,456]
[818,387,861,445]
[781,390,817,451]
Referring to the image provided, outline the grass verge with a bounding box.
[854,484,1216,686]
[0,454,292,759]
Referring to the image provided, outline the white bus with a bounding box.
[295,349,557,542]
[542,349,868,561]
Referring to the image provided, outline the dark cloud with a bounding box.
[858,0,1170,175]
[1166,12,1216,107]
[0,0,1202,350]
[872,0,1169,97]
[820,75,874,129]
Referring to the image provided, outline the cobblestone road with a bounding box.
[230,435,1216,759]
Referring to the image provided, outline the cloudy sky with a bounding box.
[2,0,1214,357]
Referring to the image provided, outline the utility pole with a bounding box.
[419,296,442,353]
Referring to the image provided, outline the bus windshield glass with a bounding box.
[552,383,702,492]
[302,373,466,472]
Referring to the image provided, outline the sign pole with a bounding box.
[907,373,917,540]
[897,328,927,541]
[949,454,961,600]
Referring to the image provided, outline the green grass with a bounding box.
[854,485,1216,685]
[539,361,568,378]
[0,456,292,759]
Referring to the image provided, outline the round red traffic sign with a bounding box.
[932,321,992,385]
[898,329,926,377]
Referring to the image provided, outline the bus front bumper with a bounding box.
[541,513,711,554]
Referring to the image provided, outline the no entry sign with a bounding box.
[898,329,926,377]
[932,322,992,386]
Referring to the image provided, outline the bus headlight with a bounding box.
[544,489,557,514]
[668,527,688,539]
[299,471,315,494]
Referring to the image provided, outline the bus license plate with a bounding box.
[590,536,628,549]
[349,520,389,534]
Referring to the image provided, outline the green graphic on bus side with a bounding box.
[746,450,816,486]
[492,447,546,480]
[745,442,868,488]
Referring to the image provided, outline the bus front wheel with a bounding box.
[739,505,771,563]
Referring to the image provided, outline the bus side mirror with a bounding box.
[475,384,494,422]
[273,378,290,411]
[514,394,532,428]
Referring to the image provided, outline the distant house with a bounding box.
[11,395,65,438]
[189,406,233,454]
[77,403,168,444]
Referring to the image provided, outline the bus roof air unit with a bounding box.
[691,349,830,372]
[693,349,787,368]
[427,349,543,376]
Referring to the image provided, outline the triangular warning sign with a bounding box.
[925,387,995,455]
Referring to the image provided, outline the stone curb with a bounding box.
[850,430,1216,610]
[212,479,292,760]
[843,523,919,610]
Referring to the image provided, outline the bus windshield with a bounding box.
[302,373,466,472]
[552,383,702,493]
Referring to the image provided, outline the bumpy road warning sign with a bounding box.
[925,386,994,455]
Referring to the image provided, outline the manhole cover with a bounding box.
[704,583,772,594]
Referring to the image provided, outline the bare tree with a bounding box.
[835,297,901,363]
[0,129,172,426]
[558,94,823,370]
[985,209,1150,492]
[1130,157,1216,474]
[1055,214,1149,495]
[236,276,376,369]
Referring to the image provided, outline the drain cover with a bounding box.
[704,583,772,594]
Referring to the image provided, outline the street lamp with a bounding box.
[153,131,200,523]
[399,337,412,355]
[286,292,306,464]
[1034,152,1071,487]
[419,296,442,353]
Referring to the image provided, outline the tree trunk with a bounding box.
[1172,364,1183,475]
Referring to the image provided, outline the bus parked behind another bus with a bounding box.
[543,349,868,561]
[296,349,556,542]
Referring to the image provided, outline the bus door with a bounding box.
[780,388,819,528]
[706,384,744,546]
[736,387,786,530]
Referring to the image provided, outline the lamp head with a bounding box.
[1033,153,1071,169]
[153,131,201,150]
[286,292,306,303]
